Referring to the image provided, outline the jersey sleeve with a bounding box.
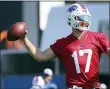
[50,38,64,57]
[97,32,109,53]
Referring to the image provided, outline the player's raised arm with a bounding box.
[22,36,56,61]
[6,22,56,61]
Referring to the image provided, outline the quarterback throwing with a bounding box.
[21,3,109,89]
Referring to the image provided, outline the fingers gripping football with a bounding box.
[7,22,27,41]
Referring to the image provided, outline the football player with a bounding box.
[30,68,57,89]
[21,3,109,89]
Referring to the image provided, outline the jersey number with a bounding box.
[72,49,92,74]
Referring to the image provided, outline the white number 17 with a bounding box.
[72,49,92,74]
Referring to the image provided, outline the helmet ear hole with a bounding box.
[68,18,71,21]
[74,16,77,20]
[68,22,71,25]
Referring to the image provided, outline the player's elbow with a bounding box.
[36,59,43,62]
[34,53,48,62]
[34,57,41,62]
[34,56,44,62]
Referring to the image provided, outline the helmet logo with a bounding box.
[79,4,87,12]
[67,5,78,13]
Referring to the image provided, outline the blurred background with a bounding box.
[0,1,109,89]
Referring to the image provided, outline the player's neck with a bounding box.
[72,28,86,40]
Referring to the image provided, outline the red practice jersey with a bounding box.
[50,31,109,88]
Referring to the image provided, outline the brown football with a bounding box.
[7,22,27,41]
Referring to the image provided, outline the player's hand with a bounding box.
[20,30,28,41]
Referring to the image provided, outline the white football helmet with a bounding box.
[32,76,45,88]
[67,3,91,31]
